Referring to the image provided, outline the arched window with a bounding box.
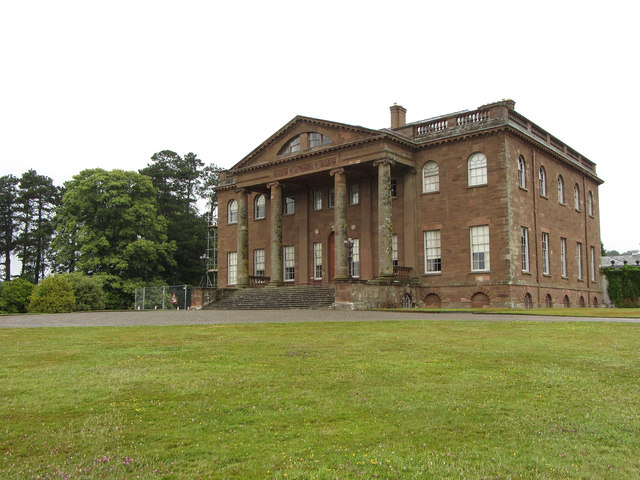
[517,156,526,188]
[545,294,553,308]
[228,199,238,224]
[468,152,487,186]
[254,194,265,219]
[588,191,594,216]
[401,293,412,309]
[563,295,571,308]
[538,166,547,196]
[308,132,331,148]
[422,161,439,193]
[557,176,565,204]
[278,135,301,155]
[574,184,581,211]
[524,292,533,309]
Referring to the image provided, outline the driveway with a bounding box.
[1,309,639,328]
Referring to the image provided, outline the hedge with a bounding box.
[602,266,640,308]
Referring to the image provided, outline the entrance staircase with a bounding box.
[205,285,335,310]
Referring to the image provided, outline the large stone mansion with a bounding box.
[216,100,603,309]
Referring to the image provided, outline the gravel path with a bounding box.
[1,309,639,328]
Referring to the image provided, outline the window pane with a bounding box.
[521,227,530,272]
[228,252,237,285]
[424,230,442,273]
[313,190,322,211]
[313,242,322,279]
[255,195,265,219]
[468,153,487,186]
[350,239,360,277]
[422,161,439,193]
[470,225,490,271]
[254,249,265,276]
[283,246,295,281]
[542,232,550,275]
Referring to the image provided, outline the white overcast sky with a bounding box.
[1,0,638,252]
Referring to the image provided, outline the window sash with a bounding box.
[561,238,567,277]
[349,184,359,205]
[470,226,490,271]
[392,234,398,267]
[424,230,442,273]
[228,252,237,285]
[255,195,265,219]
[422,162,439,193]
[350,239,360,277]
[228,200,238,224]
[468,153,487,186]
[576,242,583,279]
[313,190,322,211]
[521,227,530,272]
[283,246,295,281]
[284,196,295,215]
[254,249,265,277]
[542,232,550,275]
[590,246,596,282]
[539,167,547,196]
[518,157,526,188]
[313,242,322,279]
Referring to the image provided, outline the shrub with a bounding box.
[28,275,76,313]
[0,278,36,313]
[64,272,106,311]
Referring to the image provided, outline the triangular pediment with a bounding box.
[229,116,383,173]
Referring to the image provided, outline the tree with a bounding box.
[0,278,35,313]
[28,274,75,313]
[0,175,19,281]
[15,170,60,283]
[198,163,224,223]
[51,169,176,306]
[140,151,213,285]
[64,272,106,311]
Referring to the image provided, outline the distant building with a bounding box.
[216,100,603,308]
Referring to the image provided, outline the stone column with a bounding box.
[375,156,395,278]
[331,168,348,280]
[267,182,283,286]
[235,188,249,288]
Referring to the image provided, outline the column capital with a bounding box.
[266,181,281,190]
[234,187,248,195]
[373,155,396,167]
[330,167,345,177]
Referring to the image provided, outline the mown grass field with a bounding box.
[1,320,639,479]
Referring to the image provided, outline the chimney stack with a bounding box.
[390,103,407,129]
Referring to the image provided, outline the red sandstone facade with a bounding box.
[216,100,603,308]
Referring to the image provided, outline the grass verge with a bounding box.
[1,320,639,479]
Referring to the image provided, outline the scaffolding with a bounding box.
[200,213,218,288]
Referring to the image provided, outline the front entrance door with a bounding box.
[328,232,335,281]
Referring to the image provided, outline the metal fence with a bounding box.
[134,285,189,310]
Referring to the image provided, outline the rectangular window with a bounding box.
[470,225,490,272]
[590,246,596,282]
[328,187,335,208]
[283,246,295,282]
[424,230,442,273]
[349,184,359,205]
[227,252,237,285]
[350,238,360,278]
[313,242,322,279]
[576,242,583,280]
[309,132,321,148]
[283,196,295,215]
[253,249,265,277]
[560,237,567,277]
[542,232,550,275]
[392,234,398,267]
[313,190,322,211]
[390,178,397,198]
[521,227,530,272]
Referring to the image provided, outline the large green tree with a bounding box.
[52,169,176,306]
[15,170,60,283]
[0,175,19,281]
[140,151,213,285]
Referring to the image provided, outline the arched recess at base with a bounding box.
[524,292,533,309]
[545,294,553,308]
[424,293,441,308]
[471,292,490,308]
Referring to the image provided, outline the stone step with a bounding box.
[206,285,335,310]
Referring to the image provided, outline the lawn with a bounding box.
[1,320,639,479]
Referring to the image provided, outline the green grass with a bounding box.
[384,307,640,318]
[1,321,639,479]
